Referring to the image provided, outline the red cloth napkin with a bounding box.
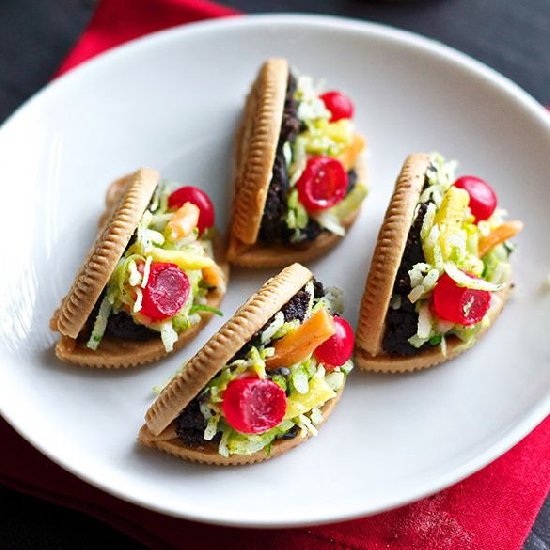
[2,417,549,549]
[56,0,237,74]
[2,0,549,548]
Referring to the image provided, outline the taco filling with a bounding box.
[259,72,367,246]
[173,280,354,457]
[383,153,523,356]
[81,182,225,353]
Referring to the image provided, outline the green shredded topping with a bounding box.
[279,74,366,242]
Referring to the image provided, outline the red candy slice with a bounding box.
[167,186,215,234]
[313,315,355,370]
[431,273,490,326]
[454,175,497,222]
[296,156,347,212]
[222,377,287,434]
[319,91,354,122]
[140,262,190,321]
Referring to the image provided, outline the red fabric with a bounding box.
[3,417,549,549]
[56,0,238,75]
[3,1,548,548]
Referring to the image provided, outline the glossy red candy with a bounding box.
[319,91,354,122]
[222,377,287,434]
[454,175,497,222]
[314,315,355,369]
[167,186,215,234]
[140,262,190,321]
[431,273,490,326]
[296,156,347,212]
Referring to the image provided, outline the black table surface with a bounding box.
[1,1,548,548]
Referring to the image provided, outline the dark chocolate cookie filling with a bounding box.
[346,168,357,194]
[281,290,310,323]
[104,312,158,341]
[174,394,223,447]
[382,203,429,356]
[81,291,158,343]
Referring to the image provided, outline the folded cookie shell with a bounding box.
[139,263,353,465]
[50,168,228,368]
[227,58,368,267]
[355,153,520,373]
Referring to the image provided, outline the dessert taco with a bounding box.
[227,58,367,267]
[50,168,228,368]
[355,153,523,373]
[139,263,355,465]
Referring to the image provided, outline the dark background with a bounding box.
[0,0,548,548]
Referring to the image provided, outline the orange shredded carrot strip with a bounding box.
[338,133,365,171]
[478,220,524,258]
[202,265,225,292]
[167,203,200,240]
[265,308,335,370]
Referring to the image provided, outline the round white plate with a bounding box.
[1,15,549,528]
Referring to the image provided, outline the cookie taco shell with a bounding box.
[139,263,344,465]
[355,154,510,373]
[49,168,228,369]
[227,58,365,267]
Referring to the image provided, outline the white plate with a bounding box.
[1,15,549,528]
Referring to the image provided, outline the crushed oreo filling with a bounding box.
[346,168,357,194]
[382,202,429,356]
[174,280,325,447]
[80,289,157,343]
[258,74,357,246]
[104,311,158,341]
[175,393,221,447]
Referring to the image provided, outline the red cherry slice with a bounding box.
[222,377,287,434]
[167,186,215,234]
[313,315,355,370]
[431,273,490,326]
[296,156,347,212]
[319,91,354,122]
[454,175,497,222]
[140,262,190,321]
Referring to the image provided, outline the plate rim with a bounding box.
[1,13,549,528]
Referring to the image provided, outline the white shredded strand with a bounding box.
[440,336,448,357]
[408,285,425,304]
[141,255,153,288]
[417,304,433,340]
[146,229,165,246]
[86,296,112,351]
[304,280,315,318]
[132,287,143,313]
[127,260,142,287]
[297,414,318,437]
[313,211,346,236]
[159,321,178,352]
[310,408,324,426]
[325,371,345,391]
[313,364,326,379]
[261,312,285,345]
[444,263,504,291]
